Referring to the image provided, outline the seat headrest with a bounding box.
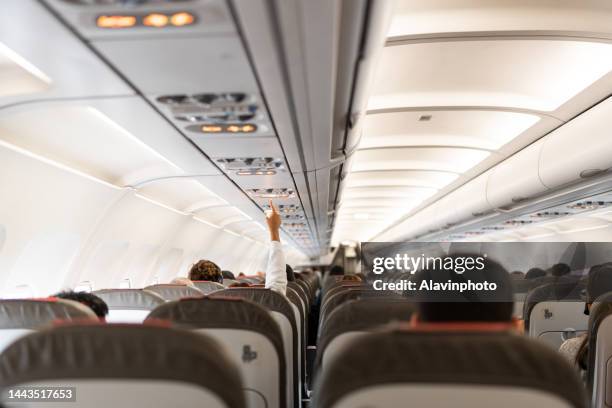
[314,329,586,408]
[191,281,224,293]
[143,284,203,301]
[212,288,294,319]
[93,289,165,310]
[317,299,415,370]
[0,324,245,408]
[147,297,282,340]
[523,280,585,328]
[0,299,97,329]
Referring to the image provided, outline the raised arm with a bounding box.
[265,200,287,295]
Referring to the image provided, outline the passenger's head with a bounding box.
[525,267,546,279]
[188,260,223,284]
[550,263,571,277]
[585,264,612,313]
[285,264,296,282]
[170,277,194,287]
[54,291,109,320]
[329,265,344,276]
[510,271,525,279]
[413,253,514,323]
[222,270,236,280]
[340,275,362,282]
[229,282,251,288]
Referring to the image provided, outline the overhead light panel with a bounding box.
[216,157,285,176]
[247,188,295,199]
[96,11,196,29]
[192,123,258,134]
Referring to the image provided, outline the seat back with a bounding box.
[319,289,401,331]
[525,281,586,348]
[93,289,165,323]
[0,324,245,408]
[191,281,225,294]
[586,293,612,405]
[314,328,586,408]
[317,298,414,372]
[213,288,299,408]
[147,297,286,408]
[0,299,96,352]
[143,284,203,301]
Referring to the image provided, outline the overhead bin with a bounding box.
[486,139,547,209]
[540,97,612,190]
[0,0,131,107]
[446,172,493,223]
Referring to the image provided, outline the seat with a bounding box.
[319,288,402,331]
[0,299,96,352]
[288,281,310,312]
[316,298,414,372]
[192,281,225,294]
[143,284,203,301]
[0,324,245,408]
[213,288,300,408]
[524,281,586,348]
[321,282,364,306]
[585,292,612,406]
[93,289,165,323]
[286,286,308,397]
[147,297,286,408]
[313,328,587,408]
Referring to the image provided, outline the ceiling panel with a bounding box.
[389,0,612,38]
[368,40,612,112]
[352,147,490,173]
[346,170,457,189]
[362,110,541,150]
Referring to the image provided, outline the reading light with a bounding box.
[201,125,224,133]
[96,15,137,28]
[196,124,258,134]
[143,13,169,27]
[170,12,195,26]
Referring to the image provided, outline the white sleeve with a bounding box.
[265,241,287,296]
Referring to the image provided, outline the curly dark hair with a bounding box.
[188,259,223,283]
[54,291,109,319]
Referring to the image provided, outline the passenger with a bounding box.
[510,270,525,279]
[551,263,571,277]
[329,265,344,276]
[264,200,287,295]
[229,282,251,288]
[411,253,517,327]
[222,270,236,280]
[54,291,109,321]
[340,275,362,282]
[170,277,195,287]
[188,259,223,284]
[525,267,546,279]
[559,264,612,376]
